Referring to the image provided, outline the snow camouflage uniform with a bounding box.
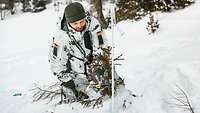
[49,8,109,100]
[49,3,125,104]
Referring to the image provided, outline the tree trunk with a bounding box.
[0,4,5,20]
[91,0,108,29]
[8,0,15,14]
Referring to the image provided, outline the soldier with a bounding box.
[49,2,107,100]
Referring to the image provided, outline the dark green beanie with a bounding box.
[64,2,86,23]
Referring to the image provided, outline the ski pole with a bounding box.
[110,3,116,113]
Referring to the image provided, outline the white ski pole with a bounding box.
[110,3,116,113]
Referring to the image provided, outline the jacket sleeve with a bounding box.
[90,17,108,54]
[48,31,72,82]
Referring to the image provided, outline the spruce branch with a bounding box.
[79,96,103,108]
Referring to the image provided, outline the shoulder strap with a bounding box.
[83,31,93,51]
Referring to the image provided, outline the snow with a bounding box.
[1,1,200,113]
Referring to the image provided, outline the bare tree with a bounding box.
[0,0,15,19]
[0,3,6,20]
[8,0,15,14]
[90,0,108,29]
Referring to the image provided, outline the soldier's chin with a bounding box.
[76,25,86,32]
[77,29,82,32]
[76,28,84,32]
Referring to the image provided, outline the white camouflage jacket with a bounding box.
[49,14,107,83]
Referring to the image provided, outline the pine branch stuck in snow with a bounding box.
[168,85,195,113]
[79,96,104,108]
[114,54,124,61]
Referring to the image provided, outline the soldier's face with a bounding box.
[69,18,86,32]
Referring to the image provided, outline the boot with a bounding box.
[61,80,78,98]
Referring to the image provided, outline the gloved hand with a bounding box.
[85,54,93,65]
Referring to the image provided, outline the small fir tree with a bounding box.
[146,13,160,34]
[32,46,125,108]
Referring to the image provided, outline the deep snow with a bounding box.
[1,1,200,113]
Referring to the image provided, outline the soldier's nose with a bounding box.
[77,23,82,28]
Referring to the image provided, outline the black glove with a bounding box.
[85,54,93,65]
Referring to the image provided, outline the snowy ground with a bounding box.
[1,1,200,113]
